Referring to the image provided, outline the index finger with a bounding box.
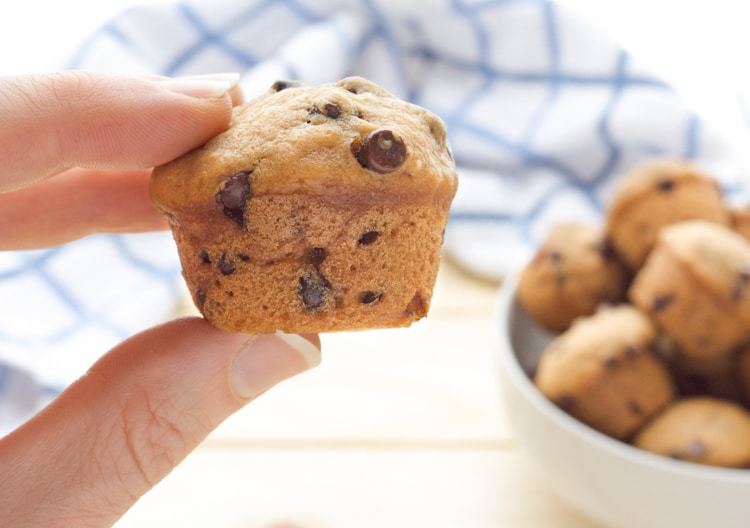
[0,71,241,192]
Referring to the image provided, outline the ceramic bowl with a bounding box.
[495,274,750,528]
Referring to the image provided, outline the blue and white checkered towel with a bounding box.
[1,0,748,433]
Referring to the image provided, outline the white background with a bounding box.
[1,0,749,148]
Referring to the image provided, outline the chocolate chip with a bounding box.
[652,294,675,313]
[237,253,250,261]
[547,250,566,286]
[298,273,331,311]
[358,231,380,245]
[604,355,620,369]
[217,171,252,226]
[557,394,577,411]
[324,102,341,119]
[405,290,426,317]
[628,400,644,416]
[218,254,236,275]
[688,439,708,459]
[304,247,327,268]
[271,80,303,92]
[657,178,675,192]
[353,129,407,173]
[359,291,382,304]
[199,250,211,264]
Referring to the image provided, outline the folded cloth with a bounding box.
[1,0,748,426]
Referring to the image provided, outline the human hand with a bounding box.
[0,71,322,527]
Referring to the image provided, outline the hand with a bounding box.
[0,71,322,527]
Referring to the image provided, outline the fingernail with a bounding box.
[230,332,321,400]
[154,73,240,98]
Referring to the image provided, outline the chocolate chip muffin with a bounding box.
[517,223,629,332]
[629,220,750,359]
[634,397,750,468]
[605,158,729,271]
[534,305,676,440]
[150,77,458,333]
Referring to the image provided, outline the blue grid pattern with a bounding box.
[1,0,747,415]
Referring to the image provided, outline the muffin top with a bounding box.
[150,77,458,223]
[655,220,750,320]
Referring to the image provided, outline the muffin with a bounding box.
[517,222,628,332]
[634,397,750,468]
[605,158,728,271]
[534,305,676,440]
[150,77,458,333]
[629,220,750,359]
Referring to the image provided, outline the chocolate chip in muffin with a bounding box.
[324,102,341,119]
[688,439,708,459]
[657,178,675,192]
[604,354,620,369]
[557,394,577,411]
[299,273,332,311]
[218,253,236,276]
[359,291,382,304]
[652,294,675,313]
[271,80,303,92]
[199,250,211,264]
[217,171,252,227]
[358,231,380,246]
[628,400,644,416]
[353,129,407,173]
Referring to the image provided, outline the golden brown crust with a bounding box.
[517,223,628,332]
[150,77,457,333]
[534,305,675,440]
[634,397,750,468]
[629,220,750,358]
[605,158,729,270]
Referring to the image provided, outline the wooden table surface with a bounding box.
[114,258,599,528]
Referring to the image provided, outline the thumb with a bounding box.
[0,317,320,527]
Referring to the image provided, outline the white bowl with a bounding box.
[495,274,750,528]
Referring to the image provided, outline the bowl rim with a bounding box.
[494,271,750,484]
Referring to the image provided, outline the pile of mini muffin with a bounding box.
[518,158,750,469]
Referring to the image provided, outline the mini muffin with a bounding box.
[605,158,728,271]
[534,305,676,440]
[150,77,458,333]
[629,220,750,359]
[517,223,628,332]
[634,397,750,468]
